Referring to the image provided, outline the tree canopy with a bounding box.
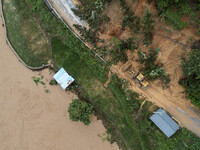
[68,99,93,125]
[180,40,200,107]
[181,50,200,79]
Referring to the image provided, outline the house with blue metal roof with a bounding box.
[53,68,74,90]
[150,108,180,138]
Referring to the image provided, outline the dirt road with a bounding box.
[48,0,87,29]
[0,15,119,150]
[115,65,200,137]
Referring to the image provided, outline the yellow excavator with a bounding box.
[130,71,149,89]
[140,79,149,89]
[130,70,139,79]
[136,73,144,82]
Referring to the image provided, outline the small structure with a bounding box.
[150,108,180,138]
[53,68,74,90]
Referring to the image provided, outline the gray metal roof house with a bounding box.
[150,108,180,138]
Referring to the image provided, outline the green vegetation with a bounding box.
[96,47,109,58]
[119,1,154,45]
[110,37,137,64]
[138,48,170,85]
[68,99,93,125]
[32,76,45,85]
[49,79,57,85]
[122,14,141,33]
[32,75,51,93]
[72,0,110,29]
[142,9,154,46]
[2,0,50,67]
[102,132,115,144]
[155,0,189,29]
[73,25,97,46]
[179,40,200,108]
[118,0,141,33]
[155,0,200,32]
[72,0,111,46]
[118,0,130,15]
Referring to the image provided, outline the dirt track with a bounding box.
[0,15,119,150]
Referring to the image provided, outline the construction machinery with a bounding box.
[123,63,149,89]
[140,79,149,89]
[129,70,149,89]
[130,70,139,79]
[136,73,144,82]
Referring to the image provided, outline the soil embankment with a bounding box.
[0,16,119,150]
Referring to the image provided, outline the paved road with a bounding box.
[51,0,87,27]
[48,0,200,137]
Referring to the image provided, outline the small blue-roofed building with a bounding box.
[53,68,74,90]
[150,108,180,138]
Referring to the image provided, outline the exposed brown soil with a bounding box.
[101,0,200,136]
[104,71,112,88]
[138,100,146,112]
[0,14,119,150]
[134,0,144,16]
[71,0,80,5]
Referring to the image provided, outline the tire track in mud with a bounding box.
[155,32,190,49]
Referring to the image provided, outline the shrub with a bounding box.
[138,48,160,67]
[137,51,147,63]
[119,0,141,33]
[71,0,110,31]
[68,99,93,125]
[96,47,108,58]
[118,0,130,15]
[196,28,200,36]
[138,48,170,84]
[122,13,141,33]
[102,14,110,23]
[142,9,154,46]
[161,9,189,29]
[73,24,98,46]
[149,67,165,78]
[155,0,195,30]
[49,79,57,85]
[180,40,200,107]
[110,37,137,63]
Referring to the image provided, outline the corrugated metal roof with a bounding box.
[150,108,179,138]
[53,68,74,90]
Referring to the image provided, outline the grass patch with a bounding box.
[52,38,149,150]
[2,0,50,67]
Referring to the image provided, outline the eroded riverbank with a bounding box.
[0,15,119,150]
